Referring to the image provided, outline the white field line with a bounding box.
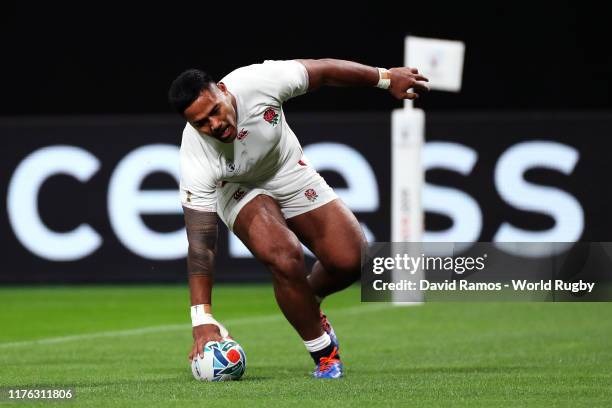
[0,303,391,349]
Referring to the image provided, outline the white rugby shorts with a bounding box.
[215,161,337,231]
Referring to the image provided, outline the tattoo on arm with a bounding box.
[183,206,218,277]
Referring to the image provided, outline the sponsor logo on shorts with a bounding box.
[233,188,246,201]
[304,188,318,202]
[226,161,235,172]
[298,159,307,166]
[237,128,249,141]
[263,107,279,126]
[186,190,192,202]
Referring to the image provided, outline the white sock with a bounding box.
[304,332,331,353]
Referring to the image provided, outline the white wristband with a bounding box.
[376,67,391,89]
[190,305,230,338]
[190,304,215,327]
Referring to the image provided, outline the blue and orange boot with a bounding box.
[320,310,339,350]
[313,346,343,379]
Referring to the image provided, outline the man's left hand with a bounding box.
[388,67,430,100]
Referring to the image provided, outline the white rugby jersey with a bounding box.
[179,60,310,211]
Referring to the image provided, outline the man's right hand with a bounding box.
[189,324,223,361]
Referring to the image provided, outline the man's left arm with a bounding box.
[296,58,429,100]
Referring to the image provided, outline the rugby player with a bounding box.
[168,59,429,378]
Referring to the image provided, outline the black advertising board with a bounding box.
[1,112,611,283]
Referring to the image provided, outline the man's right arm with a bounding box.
[184,206,224,360]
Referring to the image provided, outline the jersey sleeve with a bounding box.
[258,60,310,103]
[179,127,218,212]
[179,178,217,212]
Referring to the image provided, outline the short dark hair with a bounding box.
[168,69,215,114]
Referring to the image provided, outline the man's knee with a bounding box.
[322,222,365,278]
[321,245,362,278]
[259,238,305,282]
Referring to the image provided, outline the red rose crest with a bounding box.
[263,107,279,126]
[304,188,318,202]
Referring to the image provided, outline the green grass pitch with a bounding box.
[0,285,611,407]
